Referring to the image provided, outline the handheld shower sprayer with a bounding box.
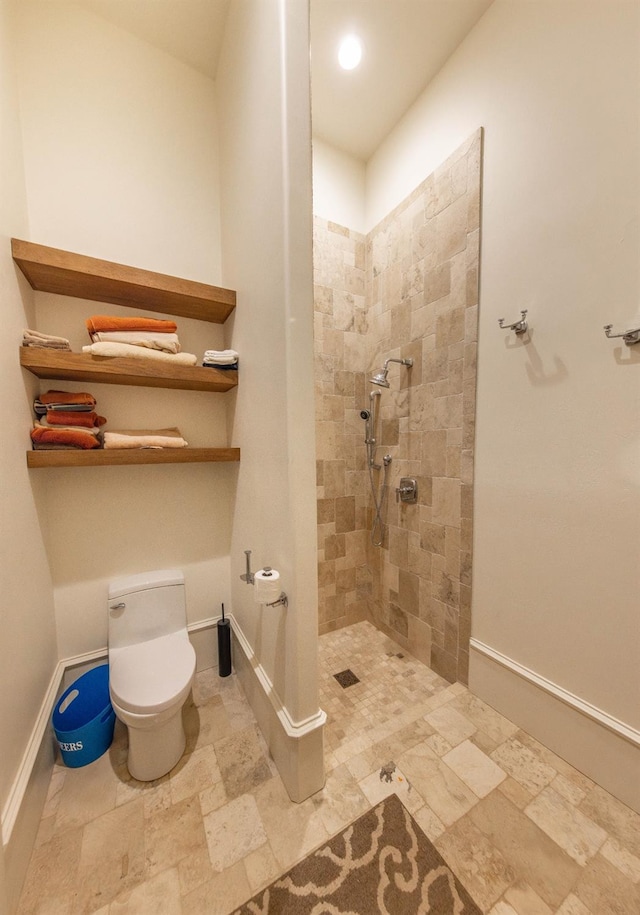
[360,388,393,547]
[361,391,381,467]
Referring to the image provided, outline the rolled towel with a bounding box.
[103,428,188,450]
[22,329,71,350]
[37,390,97,407]
[82,342,197,365]
[45,410,107,428]
[31,425,102,450]
[88,331,181,354]
[86,315,177,335]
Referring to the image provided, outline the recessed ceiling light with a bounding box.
[338,34,362,71]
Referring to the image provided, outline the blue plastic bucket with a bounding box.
[52,664,115,767]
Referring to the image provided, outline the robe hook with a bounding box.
[498,309,528,336]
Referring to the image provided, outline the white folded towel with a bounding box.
[89,331,181,354]
[83,342,197,365]
[203,349,239,358]
[203,349,239,365]
[103,428,188,449]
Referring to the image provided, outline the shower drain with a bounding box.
[333,669,360,688]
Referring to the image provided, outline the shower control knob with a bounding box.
[395,478,418,504]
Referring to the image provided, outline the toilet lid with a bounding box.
[109,632,196,715]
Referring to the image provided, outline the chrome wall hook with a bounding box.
[604,324,640,346]
[498,309,528,335]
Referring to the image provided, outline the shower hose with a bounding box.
[368,457,391,547]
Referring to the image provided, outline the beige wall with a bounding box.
[3,6,235,899]
[314,0,640,808]
[16,0,222,282]
[217,0,323,799]
[2,1,322,902]
[312,138,366,234]
[0,0,58,906]
[14,1,234,658]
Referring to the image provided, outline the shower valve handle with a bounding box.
[395,478,418,503]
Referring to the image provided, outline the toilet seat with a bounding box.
[109,632,195,715]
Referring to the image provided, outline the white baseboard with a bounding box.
[230,614,327,739]
[469,639,640,813]
[229,615,326,802]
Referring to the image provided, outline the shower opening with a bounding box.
[313,130,482,686]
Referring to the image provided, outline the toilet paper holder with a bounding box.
[240,550,288,608]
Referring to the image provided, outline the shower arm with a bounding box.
[384,357,413,369]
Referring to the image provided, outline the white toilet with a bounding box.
[107,569,196,781]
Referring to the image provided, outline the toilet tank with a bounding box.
[108,569,187,650]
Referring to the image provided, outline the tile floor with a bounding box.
[17,621,640,914]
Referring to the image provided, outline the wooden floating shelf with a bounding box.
[12,238,236,323]
[20,348,238,392]
[27,448,241,468]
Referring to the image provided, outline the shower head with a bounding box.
[369,357,413,388]
[369,370,390,388]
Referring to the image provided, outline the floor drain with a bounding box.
[333,669,360,688]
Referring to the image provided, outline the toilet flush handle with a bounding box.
[110,602,126,612]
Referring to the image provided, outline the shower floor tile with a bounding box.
[16,621,640,915]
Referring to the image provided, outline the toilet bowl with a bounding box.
[107,569,196,781]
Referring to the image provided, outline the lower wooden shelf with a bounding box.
[27,447,240,468]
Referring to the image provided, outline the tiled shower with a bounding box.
[314,130,482,685]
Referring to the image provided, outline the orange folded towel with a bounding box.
[38,390,97,407]
[45,410,107,428]
[86,316,177,335]
[31,426,101,450]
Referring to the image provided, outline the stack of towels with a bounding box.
[203,349,239,370]
[30,390,106,450]
[23,329,71,351]
[83,315,198,366]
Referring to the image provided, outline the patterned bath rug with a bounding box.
[231,792,482,914]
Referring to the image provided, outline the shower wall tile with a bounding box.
[365,130,482,684]
[314,217,370,634]
[314,131,482,674]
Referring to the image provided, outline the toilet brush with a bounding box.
[217,603,232,677]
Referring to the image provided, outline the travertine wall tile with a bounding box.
[314,131,482,680]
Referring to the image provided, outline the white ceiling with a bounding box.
[310,0,493,160]
[76,0,494,162]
